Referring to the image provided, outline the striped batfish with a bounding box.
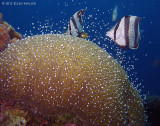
[106,16,141,49]
[66,9,88,39]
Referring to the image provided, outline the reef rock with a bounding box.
[144,95,160,126]
[0,13,22,51]
[0,34,145,125]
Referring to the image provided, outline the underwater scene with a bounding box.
[0,0,160,125]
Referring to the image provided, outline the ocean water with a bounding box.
[0,0,160,97]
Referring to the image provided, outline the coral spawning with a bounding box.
[0,34,145,125]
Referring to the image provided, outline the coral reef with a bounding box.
[144,95,160,126]
[0,100,51,125]
[0,13,22,51]
[0,100,28,126]
[0,24,10,51]
[0,34,145,125]
[2,21,22,40]
[0,13,2,24]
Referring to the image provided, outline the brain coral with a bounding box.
[0,34,145,125]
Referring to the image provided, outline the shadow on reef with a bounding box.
[144,95,160,126]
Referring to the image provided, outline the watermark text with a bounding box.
[2,1,36,6]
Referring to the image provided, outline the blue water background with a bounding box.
[0,0,160,96]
